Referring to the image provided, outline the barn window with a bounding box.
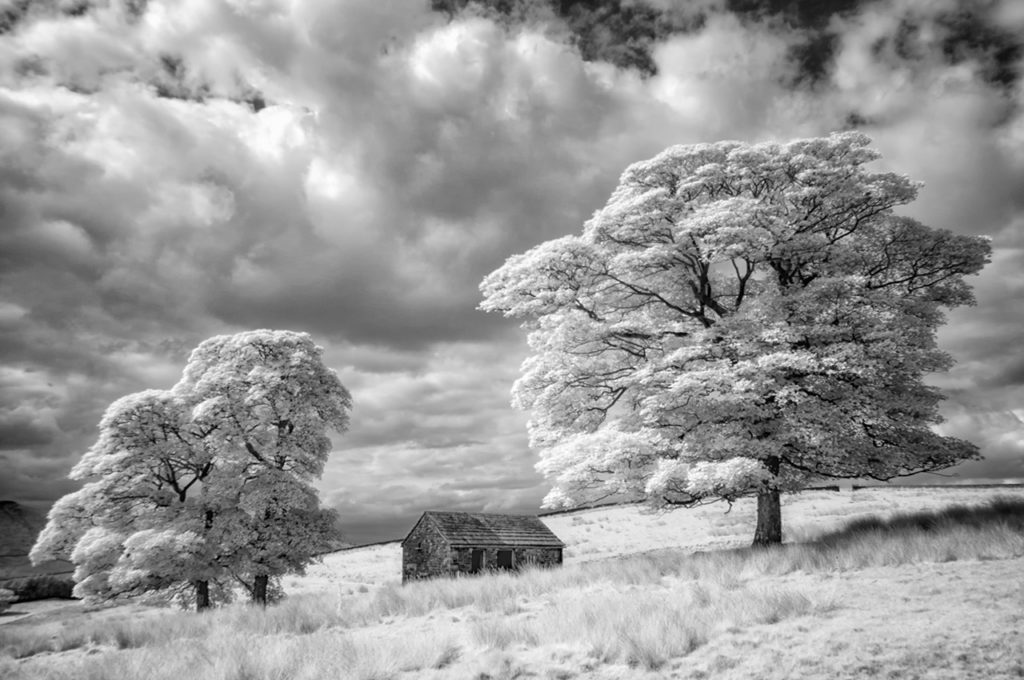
[496,550,514,570]
[470,549,484,573]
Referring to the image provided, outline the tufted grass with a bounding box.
[469,582,826,670]
[3,496,1023,679]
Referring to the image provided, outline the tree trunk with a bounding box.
[752,487,782,546]
[752,455,782,547]
[195,580,210,612]
[253,573,269,607]
[195,508,215,611]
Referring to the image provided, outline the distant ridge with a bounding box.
[0,500,45,557]
[535,482,1024,517]
[0,500,72,580]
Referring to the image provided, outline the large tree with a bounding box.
[31,330,351,609]
[480,131,990,545]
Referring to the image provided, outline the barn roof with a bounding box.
[409,511,565,548]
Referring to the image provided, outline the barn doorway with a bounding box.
[471,549,484,573]
[496,550,514,570]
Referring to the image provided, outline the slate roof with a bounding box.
[412,511,565,548]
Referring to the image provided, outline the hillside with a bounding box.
[0,502,42,557]
[0,502,70,581]
[284,484,1024,595]
[3,485,1024,679]
[3,485,1021,595]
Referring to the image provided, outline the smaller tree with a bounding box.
[31,330,351,610]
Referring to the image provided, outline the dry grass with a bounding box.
[279,485,1024,593]
[0,628,462,680]
[4,495,1024,679]
[469,582,826,670]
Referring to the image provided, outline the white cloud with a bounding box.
[649,13,800,136]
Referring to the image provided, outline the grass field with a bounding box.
[2,486,1024,679]
[283,484,1024,596]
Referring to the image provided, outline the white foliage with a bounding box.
[31,329,352,608]
[29,486,95,564]
[176,329,351,481]
[536,427,672,507]
[481,131,990,510]
[683,459,773,498]
[70,526,125,600]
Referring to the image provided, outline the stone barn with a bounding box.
[401,511,564,583]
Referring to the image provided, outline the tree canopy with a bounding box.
[31,330,352,609]
[480,131,990,544]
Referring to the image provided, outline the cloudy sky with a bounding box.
[2,0,1023,545]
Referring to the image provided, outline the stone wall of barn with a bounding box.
[450,546,562,573]
[403,515,564,582]
[402,520,452,583]
[519,546,563,568]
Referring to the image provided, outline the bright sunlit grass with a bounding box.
[4,496,1023,679]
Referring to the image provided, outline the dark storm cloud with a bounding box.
[0,417,56,450]
[0,450,81,505]
[206,261,517,350]
[934,400,1024,482]
[316,339,545,541]
[984,358,1024,390]
[326,468,550,544]
[0,0,1022,543]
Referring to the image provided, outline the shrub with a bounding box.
[0,574,75,602]
[0,588,14,613]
